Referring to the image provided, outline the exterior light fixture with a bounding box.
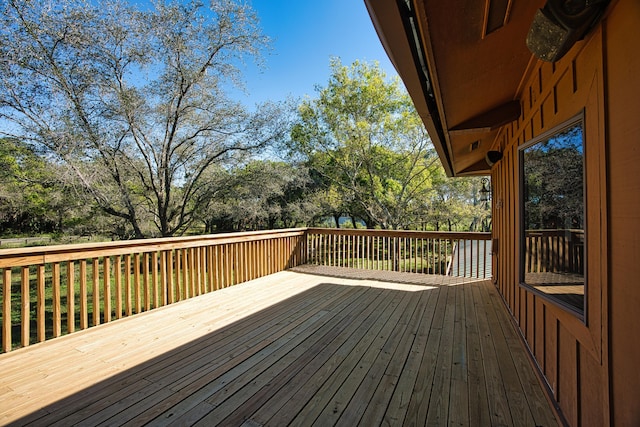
[479,178,491,202]
[526,0,609,62]
[485,150,503,167]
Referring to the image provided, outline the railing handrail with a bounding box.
[1,227,309,352]
[306,227,491,240]
[0,227,492,353]
[0,228,307,268]
[305,228,492,280]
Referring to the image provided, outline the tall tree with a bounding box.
[202,160,320,232]
[0,0,288,237]
[0,138,59,233]
[289,59,440,229]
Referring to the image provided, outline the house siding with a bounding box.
[604,0,640,425]
[488,3,635,422]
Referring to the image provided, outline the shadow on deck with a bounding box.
[0,266,557,426]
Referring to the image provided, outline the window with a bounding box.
[520,116,585,317]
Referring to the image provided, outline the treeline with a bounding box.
[0,132,489,238]
[0,0,489,239]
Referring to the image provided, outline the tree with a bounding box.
[201,160,320,232]
[523,125,584,231]
[0,0,289,237]
[289,59,441,229]
[0,138,66,234]
[426,175,491,231]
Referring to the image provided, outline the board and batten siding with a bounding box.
[487,4,629,424]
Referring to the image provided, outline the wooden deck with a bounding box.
[0,266,557,426]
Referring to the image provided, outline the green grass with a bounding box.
[0,235,109,250]
[311,254,450,275]
[0,257,211,352]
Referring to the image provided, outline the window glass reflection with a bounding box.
[522,121,585,314]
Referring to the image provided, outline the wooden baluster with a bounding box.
[189,247,196,296]
[324,234,328,266]
[104,257,111,323]
[114,255,122,319]
[21,267,29,347]
[473,239,478,278]
[212,246,219,290]
[262,241,267,276]
[174,248,181,299]
[160,251,168,306]
[231,243,237,285]
[200,246,207,292]
[246,241,252,279]
[67,261,75,332]
[174,249,181,301]
[441,238,445,275]
[404,237,408,272]
[3,268,11,352]
[52,262,61,337]
[366,235,370,270]
[224,244,232,287]
[36,265,45,342]
[80,260,88,329]
[124,254,132,315]
[270,239,275,274]
[206,247,213,292]
[421,238,425,273]
[430,237,440,273]
[92,258,100,326]
[152,252,159,308]
[134,253,141,313]
[252,241,258,279]
[216,245,223,289]
[253,240,257,275]
[143,253,150,311]
[182,249,189,299]
[484,239,488,279]
[168,250,175,304]
[236,243,243,284]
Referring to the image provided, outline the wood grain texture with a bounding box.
[0,267,556,426]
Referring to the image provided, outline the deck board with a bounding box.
[0,265,558,426]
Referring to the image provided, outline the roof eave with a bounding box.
[364,0,456,177]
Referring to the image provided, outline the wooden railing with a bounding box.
[0,227,492,354]
[306,228,492,279]
[0,229,306,353]
[525,229,584,274]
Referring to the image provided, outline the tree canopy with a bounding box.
[0,8,490,241]
[288,59,486,230]
[0,0,289,237]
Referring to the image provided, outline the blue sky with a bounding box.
[231,0,399,106]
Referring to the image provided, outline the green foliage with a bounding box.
[0,0,288,237]
[288,59,484,230]
[0,138,64,233]
[523,124,584,230]
[201,161,321,232]
[0,13,490,240]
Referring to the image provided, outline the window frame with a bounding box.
[518,112,587,321]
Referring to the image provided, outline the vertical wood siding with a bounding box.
[491,16,611,425]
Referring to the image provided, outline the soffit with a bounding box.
[366,0,544,176]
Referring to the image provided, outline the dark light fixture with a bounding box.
[479,178,491,202]
[526,0,609,62]
[485,150,503,167]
